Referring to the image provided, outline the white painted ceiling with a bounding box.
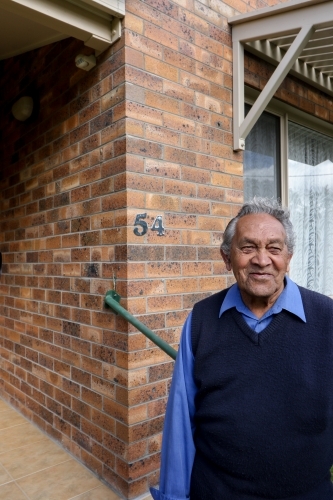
[0,0,125,61]
[0,8,67,61]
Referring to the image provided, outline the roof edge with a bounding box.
[228,0,330,25]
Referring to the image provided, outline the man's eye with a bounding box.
[242,246,255,253]
[268,247,281,254]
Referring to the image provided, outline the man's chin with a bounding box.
[246,284,281,300]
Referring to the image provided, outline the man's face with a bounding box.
[222,213,293,308]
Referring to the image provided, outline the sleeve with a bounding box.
[150,312,197,500]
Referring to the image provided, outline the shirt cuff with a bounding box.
[150,487,189,500]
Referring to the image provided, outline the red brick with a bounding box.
[126,31,162,59]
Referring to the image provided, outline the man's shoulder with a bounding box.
[191,288,231,357]
[298,285,333,309]
[193,287,231,312]
[191,286,231,333]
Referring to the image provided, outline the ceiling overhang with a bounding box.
[229,0,333,151]
[0,0,125,60]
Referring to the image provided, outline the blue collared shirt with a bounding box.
[150,277,306,500]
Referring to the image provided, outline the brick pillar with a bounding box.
[113,0,243,496]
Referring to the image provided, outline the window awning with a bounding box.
[229,0,333,151]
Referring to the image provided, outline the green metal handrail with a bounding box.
[104,290,177,360]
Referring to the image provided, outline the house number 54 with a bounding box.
[133,213,165,236]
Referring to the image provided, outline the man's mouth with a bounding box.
[249,273,272,279]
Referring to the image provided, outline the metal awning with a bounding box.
[229,0,333,151]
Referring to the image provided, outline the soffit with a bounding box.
[0,0,124,61]
[228,0,333,151]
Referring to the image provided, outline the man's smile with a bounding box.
[249,272,273,278]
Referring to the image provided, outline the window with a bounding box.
[244,101,333,296]
[244,104,280,200]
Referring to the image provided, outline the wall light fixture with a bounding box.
[75,54,96,71]
[12,96,34,121]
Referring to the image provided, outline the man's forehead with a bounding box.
[237,235,286,245]
[235,213,287,238]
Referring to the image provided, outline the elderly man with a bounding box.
[151,198,333,500]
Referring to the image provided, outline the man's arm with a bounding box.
[150,313,197,500]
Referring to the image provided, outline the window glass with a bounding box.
[244,105,281,201]
[288,122,333,296]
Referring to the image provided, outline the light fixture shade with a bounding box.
[75,54,96,71]
[12,96,34,121]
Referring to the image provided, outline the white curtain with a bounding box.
[288,122,333,296]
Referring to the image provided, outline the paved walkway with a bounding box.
[0,398,152,500]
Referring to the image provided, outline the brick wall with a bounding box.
[0,35,132,495]
[1,0,331,498]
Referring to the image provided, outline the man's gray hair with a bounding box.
[221,197,296,256]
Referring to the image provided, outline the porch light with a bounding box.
[11,96,34,121]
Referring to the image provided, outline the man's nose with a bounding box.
[251,249,271,266]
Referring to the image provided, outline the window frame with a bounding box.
[245,85,333,206]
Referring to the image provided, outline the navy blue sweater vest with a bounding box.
[190,286,333,500]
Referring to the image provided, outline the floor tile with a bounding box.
[0,462,13,486]
[0,437,71,479]
[17,458,102,500]
[0,423,45,454]
[0,481,29,499]
[0,400,11,412]
[0,409,28,430]
[69,484,124,499]
[0,398,153,500]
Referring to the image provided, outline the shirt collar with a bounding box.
[219,275,306,323]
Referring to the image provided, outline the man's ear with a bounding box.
[221,250,232,271]
[286,253,293,273]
